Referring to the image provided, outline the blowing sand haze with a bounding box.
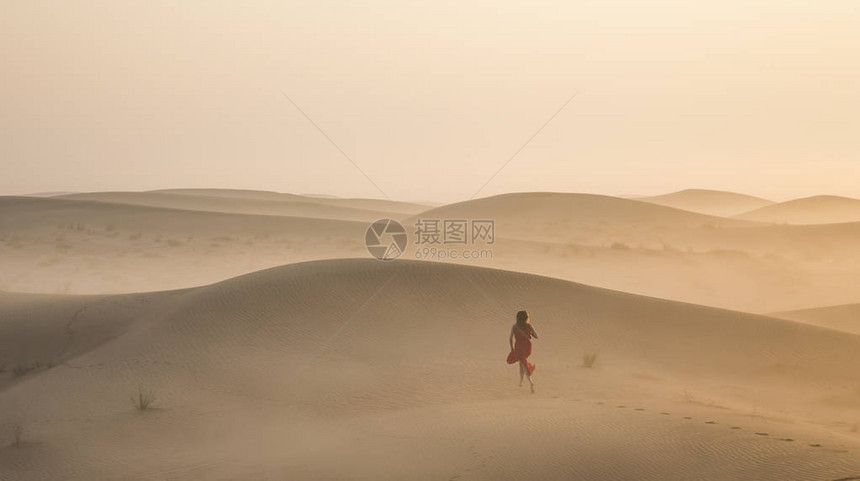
[3,2,860,480]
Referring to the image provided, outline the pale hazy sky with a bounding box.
[2,1,858,203]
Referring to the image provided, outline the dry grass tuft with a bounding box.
[132,386,157,411]
[12,424,24,448]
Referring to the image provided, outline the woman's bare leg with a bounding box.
[523,363,534,393]
[519,362,525,386]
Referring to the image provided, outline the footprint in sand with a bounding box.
[616,405,626,408]
[809,443,822,448]
[779,438,794,442]
[683,416,692,419]
[659,412,670,415]
[705,421,717,424]
[755,432,769,436]
[730,426,742,430]
[635,408,645,411]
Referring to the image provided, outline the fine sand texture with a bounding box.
[2,259,859,480]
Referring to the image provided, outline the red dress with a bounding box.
[506,324,536,375]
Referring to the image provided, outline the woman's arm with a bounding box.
[530,325,538,339]
[509,326,515,350]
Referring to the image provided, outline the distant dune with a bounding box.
[0,196,365,238]
[735,195,860,224]
[1,259,859,480]
[152,188,430,215]
[410,192,754,245]
[771,303,860,336]
[639,189,774,217]
[24,192,80,197]
[57,191,404,222]
[3,192,860,312]
[0,196,368,293]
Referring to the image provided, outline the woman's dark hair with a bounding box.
[516,310,529,326]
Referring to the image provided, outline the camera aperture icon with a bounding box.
[365,218,407,261]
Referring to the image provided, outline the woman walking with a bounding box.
[507,310,538,393]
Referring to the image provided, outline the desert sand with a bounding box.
[639,189,774,217]
[2,190,860,481]
[3,191,860,312]
[735,195,860,225]
[2,259,860,480]
[772,303,860,336]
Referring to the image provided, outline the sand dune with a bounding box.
[152,188,430,215]
[771,303,860,336]
[56,191,404,222]
[639,189,774,217]
[736,195,860,225]
[0,196,363,234]
[0,196,367,293]
[402,193,860,311]
[409,192,755,245]
[409,192,860,255]
[1,259,859,480]
[3,193,860,312]
[23,192,79,198]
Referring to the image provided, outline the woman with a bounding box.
[507,310,538,393]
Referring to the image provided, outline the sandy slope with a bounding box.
[409,192,755,244]
[407,192,860,256]
[772,303,860,336]
[736,195,860,225]
[3,192,860,312]
[0,196,367,293]
[151,188,430,215]
[639,189,774,217]
[56,191,407,222]
[401,192,860,311]
[1,259,859,480]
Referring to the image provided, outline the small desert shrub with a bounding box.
[610,242,630,250]
[582,352,599,368]
[132,386,157,411]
